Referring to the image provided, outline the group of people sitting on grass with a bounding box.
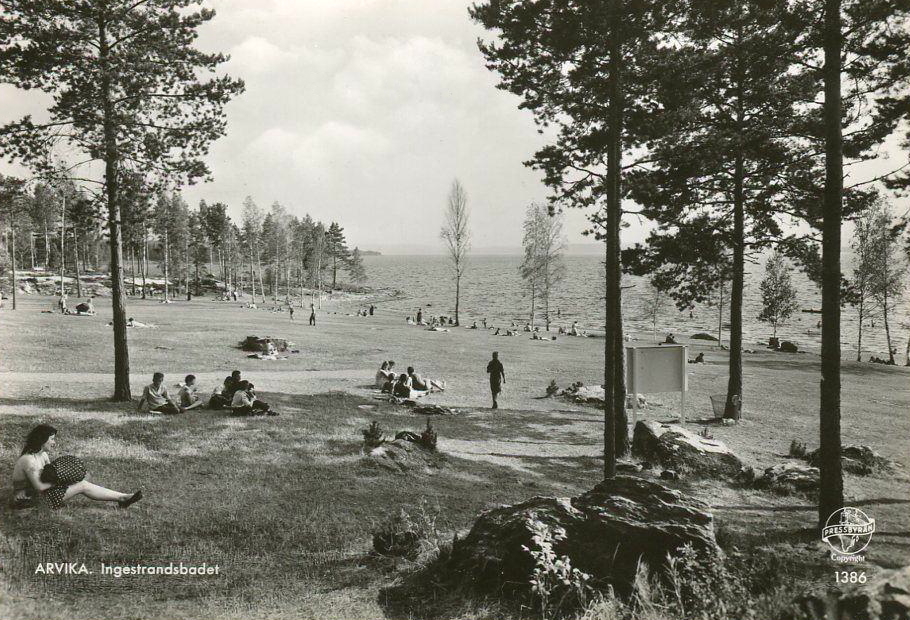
[375,360,446,399]
[58,295,95,316]
[137,370,277,416]
[557,321,587,337]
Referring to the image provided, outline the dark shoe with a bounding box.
[492,402,498,410]
[267,411,280,416]
[118,490,143,509]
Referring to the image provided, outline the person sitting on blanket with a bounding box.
[230,381,276,416]
[376,361,395,388]
[407,366,445,392]
[209,370,241,409]
[139,372,181,414]
[178,374,205,411]
[391,374,413,399]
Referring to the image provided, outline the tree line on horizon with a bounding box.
[0,178,368,303]
[471,0,910,529]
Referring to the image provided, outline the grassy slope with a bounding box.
[0,296,908,619]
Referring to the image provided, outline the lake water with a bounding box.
[363,254,909,359]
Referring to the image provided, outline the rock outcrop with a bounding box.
[806,445,894,476]
[754,462,819,493]
[449,476,720,595]
[362,439,442,474]
[631,421,743,478]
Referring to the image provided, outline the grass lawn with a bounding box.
[1,296,908,619]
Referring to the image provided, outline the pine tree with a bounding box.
[471,0,675,469]
[0,1,243,399]
[325,222,350,289]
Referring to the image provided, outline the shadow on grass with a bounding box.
[0,397,134,412]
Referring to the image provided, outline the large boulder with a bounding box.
[786,565,910,620]
[807,445,894,476]
[631,421,744,478]
[449,476,720,596]
[754,462,818,494]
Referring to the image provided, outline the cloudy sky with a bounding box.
[1,0,906,253]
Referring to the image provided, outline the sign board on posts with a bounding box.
[625,345,688,425]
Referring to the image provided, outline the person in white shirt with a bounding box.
[138,372,180,414]
[230,381,276,416]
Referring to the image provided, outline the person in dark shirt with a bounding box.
[486,351,506,409]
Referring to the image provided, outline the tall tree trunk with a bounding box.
[74,232,83,298]
[455,271,461,326]
[163,227,170,300]
[819,0,845,531]
[59,195,66,297]
[29,233,35,270]
[256,249,264,303]
[100,18,130,400]
[44,226,50,269]
[725,155,745,420]
[249,244,256,302]
[141,235,148,299]
[10,224,17,310]
[603,0,629,477]
[530,282,536,328]
[185,231,190,300]
[882,290,894,364]
[856,297,864,361]
[718,280,724,346]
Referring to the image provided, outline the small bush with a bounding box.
[372,501,442,561]
[522,519,592,619]
[789,440,807,459]
[419,418,438,451]
[362,420,386,450]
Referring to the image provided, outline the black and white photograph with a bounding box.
[0,1,909,619]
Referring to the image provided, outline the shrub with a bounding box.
[522,519,592,619]
[372,501,442,562]
[362,420,385,450]
[419,418,438,451]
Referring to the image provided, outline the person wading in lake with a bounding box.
[486,351,506,410]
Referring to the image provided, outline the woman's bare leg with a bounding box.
[63,480,129,502]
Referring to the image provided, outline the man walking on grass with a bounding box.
[486,351,505,409]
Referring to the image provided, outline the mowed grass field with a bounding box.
[0,295,908,620]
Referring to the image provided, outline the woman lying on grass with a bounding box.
[10,424,142,510]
